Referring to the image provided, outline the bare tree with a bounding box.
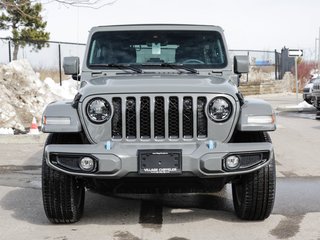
[0,0,118,11]
[41,0,118,9]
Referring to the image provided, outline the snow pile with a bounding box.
[298,101,314,108]
[0,128,14,135]
[44,77,78,99]
[0,59,78,132]
[276,100,316,112]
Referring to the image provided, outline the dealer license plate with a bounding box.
[138,149,182,175]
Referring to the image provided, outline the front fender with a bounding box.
[42,101,82,133]
[237,98,276,132]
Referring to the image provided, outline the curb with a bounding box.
[0,133,48,144]
[276,106,317,112]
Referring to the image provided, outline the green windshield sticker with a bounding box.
[152,43,161,55]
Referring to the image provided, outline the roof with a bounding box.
[90,24,223,32]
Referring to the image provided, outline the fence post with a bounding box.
[247,51,249,82]
[8,38,12,62]
[274,50,278,80]
[58,43,62,86]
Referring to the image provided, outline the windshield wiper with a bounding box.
[160,63,198,74]
[90,63,143,74]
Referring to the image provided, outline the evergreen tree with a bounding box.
[0,0,50,60]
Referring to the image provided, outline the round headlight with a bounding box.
[86,98,111,123]
[208,97,232,122]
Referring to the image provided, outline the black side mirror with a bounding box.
[63,56,80,76]
[234,55,249,74]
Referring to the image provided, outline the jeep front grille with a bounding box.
[111,95,208,140]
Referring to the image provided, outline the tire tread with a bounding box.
[232,132,276,220]
[42,133,85,224]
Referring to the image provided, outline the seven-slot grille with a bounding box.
[111,96,207,140]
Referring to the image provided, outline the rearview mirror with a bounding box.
[63,56,80,76]
[234,55,249,74]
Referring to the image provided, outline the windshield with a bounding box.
[87,30,227,69]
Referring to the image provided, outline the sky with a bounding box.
[36,0,320,60]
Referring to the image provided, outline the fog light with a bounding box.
[79,157,94,171]
[225,155,240,170]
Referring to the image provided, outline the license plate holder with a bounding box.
[138,149,182,175]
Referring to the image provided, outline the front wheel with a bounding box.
[42,133,85,223]
[232,132,276,220]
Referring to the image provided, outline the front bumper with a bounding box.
[45,141,274,178]
[303,93,312,101]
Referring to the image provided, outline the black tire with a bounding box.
[232,132,276,220]
[42,133,85,223]
[305,99,312,105]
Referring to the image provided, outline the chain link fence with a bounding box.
[0,38,280,83]
[0,38,86,85]
[229,49,279,82]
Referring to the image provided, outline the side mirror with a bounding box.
[63,56,80,76]
[234,55,249,74]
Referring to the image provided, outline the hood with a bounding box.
[78,74,238,98]
[304,83,313,89]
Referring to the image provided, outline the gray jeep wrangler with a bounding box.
[41,24,276,223]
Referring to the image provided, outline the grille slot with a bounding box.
[303,88,310,93]
[112,97,122,138]
[126,97,137,139]
[183,97,194,138]
[140,97,151,138]
[169,97,179,139]
[111,95,208,141]
[154,97,165,139]
[197,97,207,138]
